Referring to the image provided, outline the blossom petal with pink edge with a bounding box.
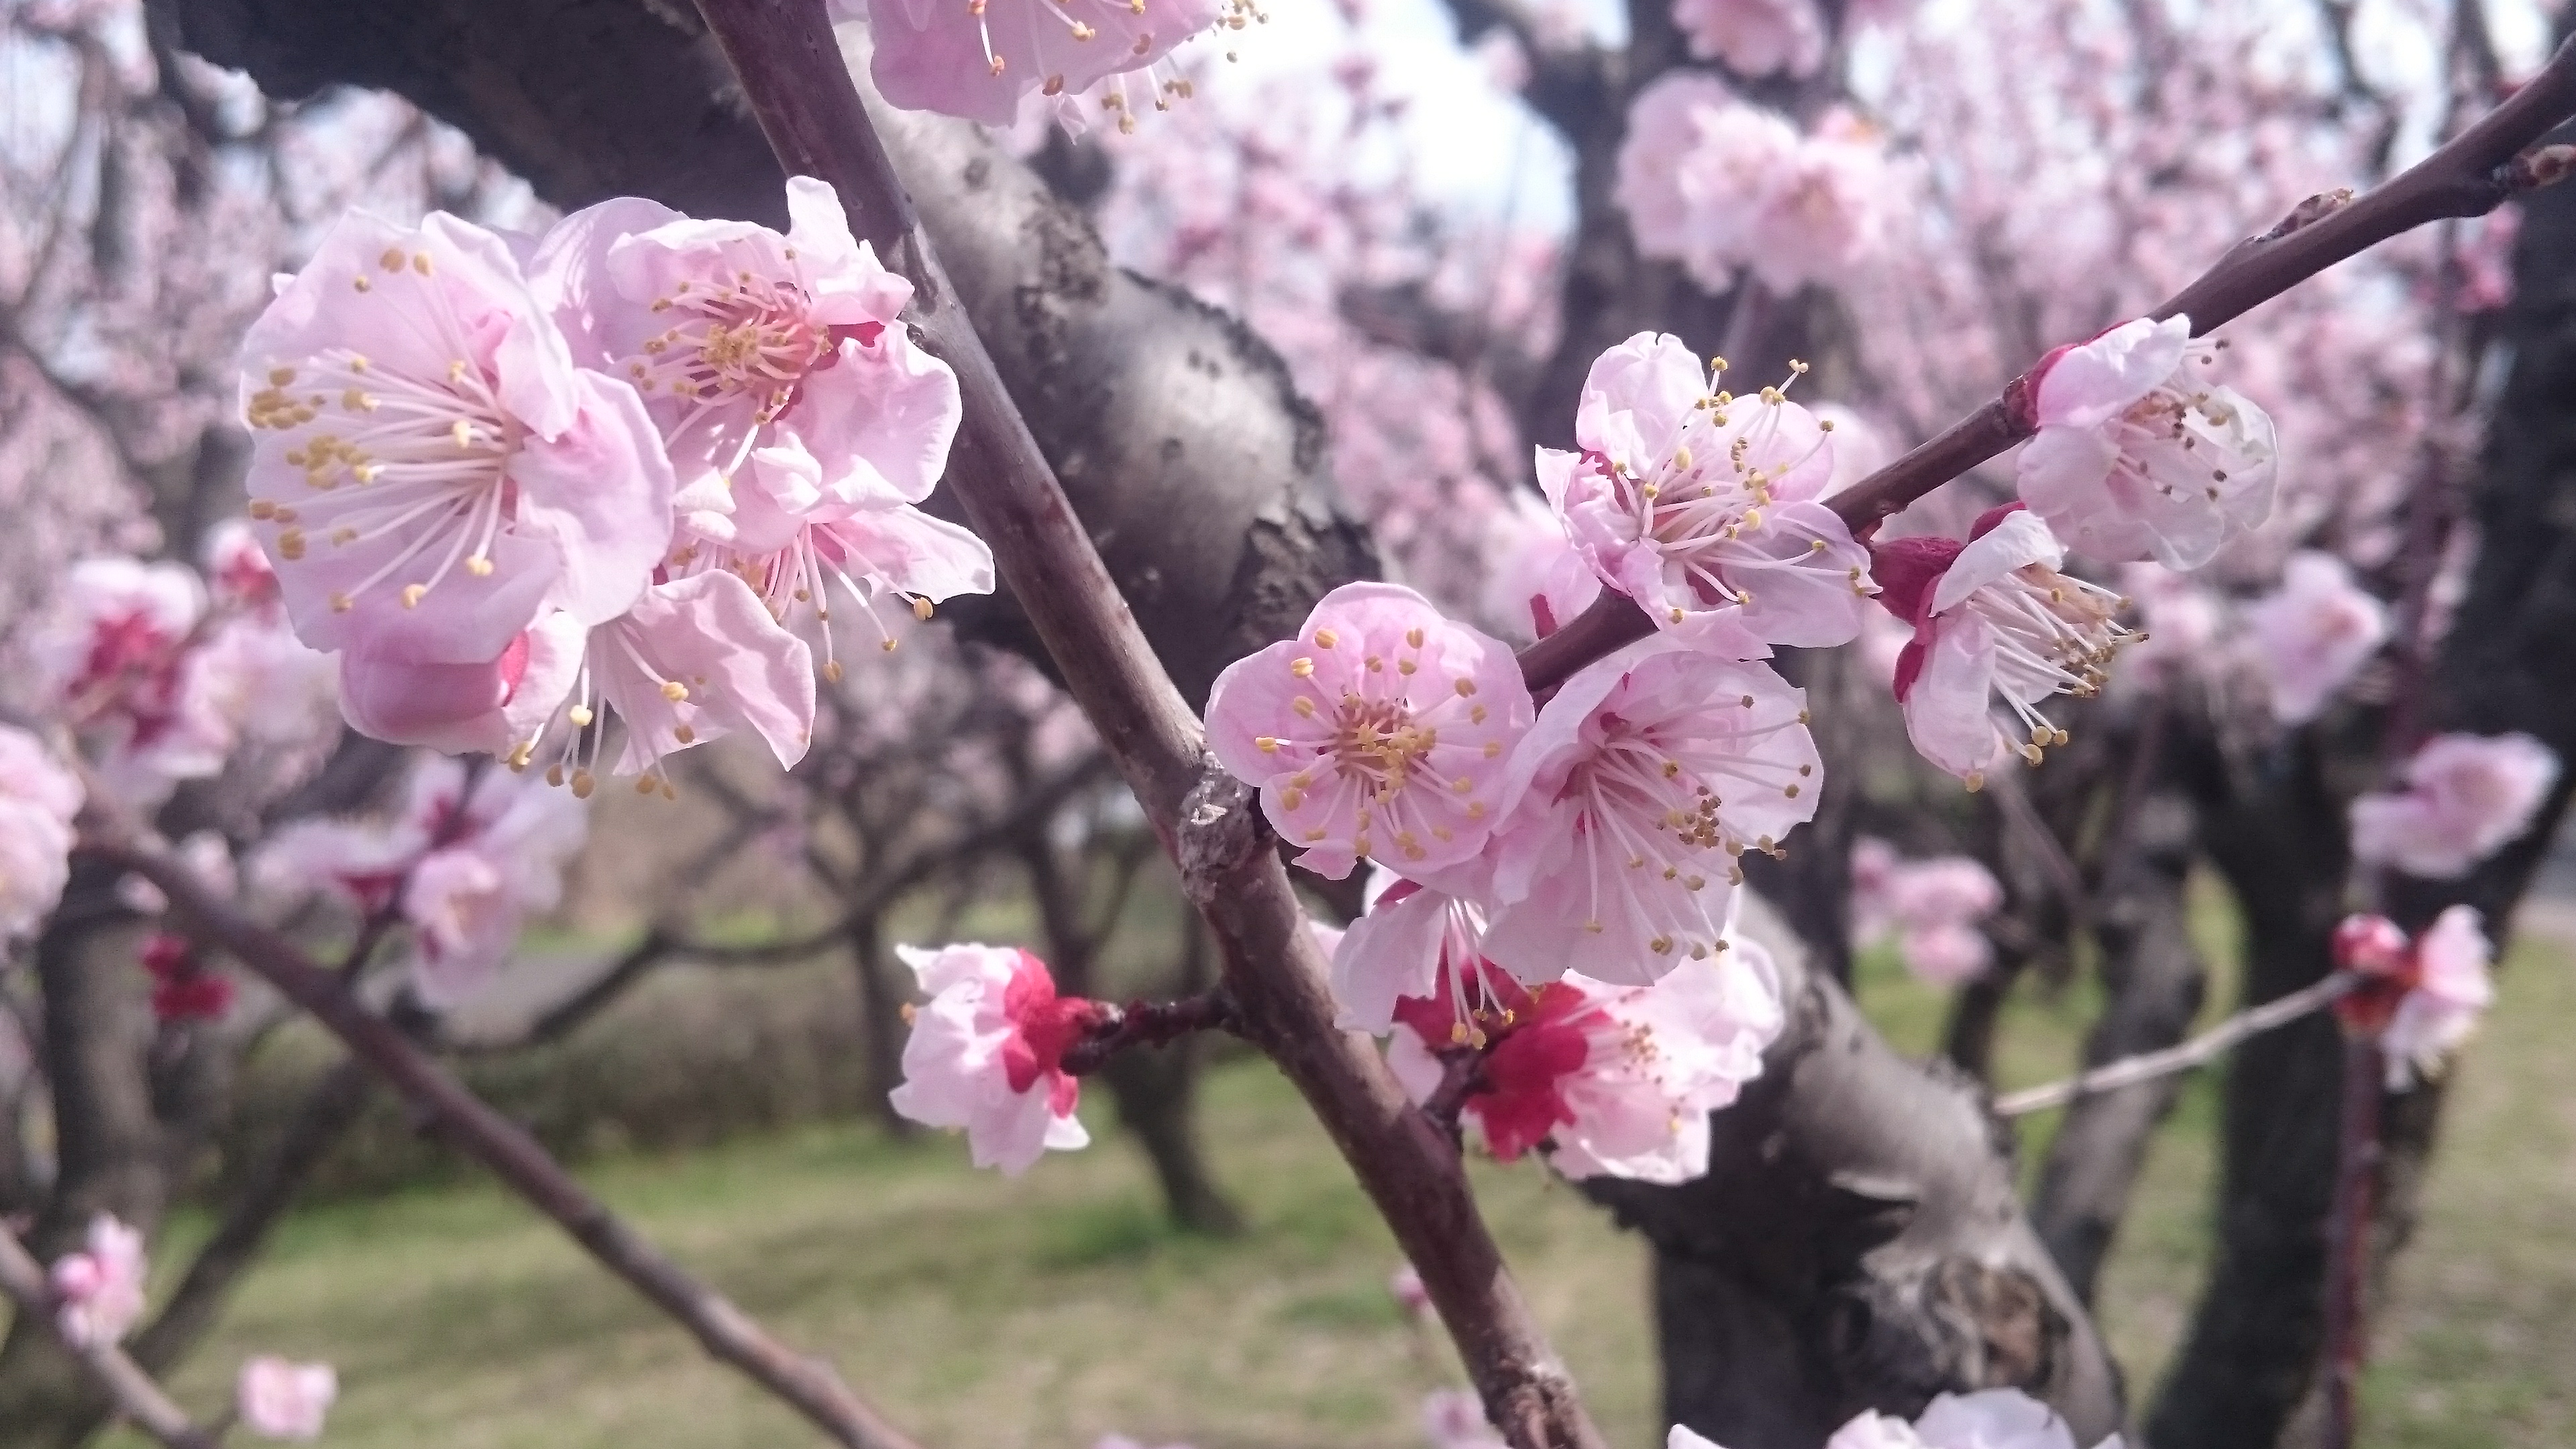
[588,572,818,776]
[49,1214,147,1349]
[868,0,1229,129]
[335,613,584,756]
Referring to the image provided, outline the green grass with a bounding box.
[58,900,2576,1448]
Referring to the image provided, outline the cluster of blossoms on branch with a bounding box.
[233,174,991,798]
[44,1214,337,1440]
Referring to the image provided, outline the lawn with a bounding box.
[63,904,2576,1449]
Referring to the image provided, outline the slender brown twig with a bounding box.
[89,835,921,1449]
[686,6,1605,1445]
[1992,972,2361,1117]
[0,1228,225,1449]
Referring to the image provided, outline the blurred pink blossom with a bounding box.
[1671,0,1825,78]
[2244,551,2386,724]
[2379,906,2494,1089]
[236,1356,338,1442]
[1389,1263,1432,1317]
[888,943,1099,1175]
[1849,839,2002,985]
[2015,315,2277,570]
[1826,1387,2120,1448]
[1422,1389,1506,1449]
[865,0,1228,129]
[0,726,83,937]
[2349,732,2559,879]
[1205,582,1533,882]
[48,1214,146,1349]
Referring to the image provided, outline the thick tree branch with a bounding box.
[91,836,921,1449]
[688,7,1605,1444]
[0,1229,223,1449]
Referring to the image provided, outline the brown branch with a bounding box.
[688,6,1606,1445]
[1058,991,1240,1076]
[1514,37,2576,692]
[0,1228,224,1449]
[90,836,921,1449]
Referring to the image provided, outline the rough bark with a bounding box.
[2029,785,2208,1307]
[153,0,1374,710]
[1587,897,2124,1449]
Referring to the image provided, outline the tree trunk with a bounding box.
[2029,786,2208,1306]
[1589,896,2124,1449]
[849,924,916,1138]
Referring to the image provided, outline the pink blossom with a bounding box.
[888,943,1101,1175]
[1485,638,1819,984]
[236,1356,338,1442]
[2349,732,2560,879]
[1825,1389,2121,1449]
[1422,1389,1507,1449]
[1093,1438,1195,1449]
[2379,906,2494,1089]
[537,178,989,667]
[1479,488,1603,643]
[49,1214,147,1349]
[867,0,1229,129]
[2015,315,2277,569]
[1332,873,1493,1031]
[1670,1432,1727,1449]
[2244,551,2386,724]
[1849,840,2002,985]
[0,725,84,937]
[1205,582,1534,881]
[30,557,233,802]
[335,614,584,759]
[1543,333,1872,656]
[398,761,589,1007]
[1872,506,2133,786]
[201,519,282,612]
[1672,0,1826,78]
[1614,72,1744,261]
[2116,562,2222,686]
[1737,110,1892,293]
[1389,1263,1431,1317]
[239,210,675,665]
[1386,946,1780,1183]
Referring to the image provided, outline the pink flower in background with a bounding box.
[1388,1263,1432,1318]
[49,1214,146,1349]
[397,759,589,1007]
[2244,551,2387,724]
[1848,838,2003,985]
[202,519,282,612]
[1823,1413,1923,1449]
[1485,639,1818,985]
[1872,506,2133,786]
[29,557,235,802]
[142,934,236,1023]
[0,725,83,938]
[2015,315,2277,569]
[1738,110,1890,294]
[865,0,1230,129]
[1544,333,1872,656]
[1205,582,1534,881]
[2379,906,2494,1089]
[236,1356,337,1442]
[1672,0,1825,78]
[1093,1438,1197,1449]
[1385,945,1780,1183]
[889,943,1102,1174]
[239,211,675,665]
[1421,1389,1507,1449]
[2349,732,2559,879]
[2116,562,2222,686]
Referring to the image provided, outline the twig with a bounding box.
[90,835,921,1449]
[1059,991,1240,1075]
[1992,972,2360,1117]
[2320,1035,2385,1449]
[1513,37,2576,694]
[687,6,1605,1445]
[0,1229,225,1449]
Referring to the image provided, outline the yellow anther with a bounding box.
[401,584,428,608]
[661,680,690,702]
[568,705,596,727]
